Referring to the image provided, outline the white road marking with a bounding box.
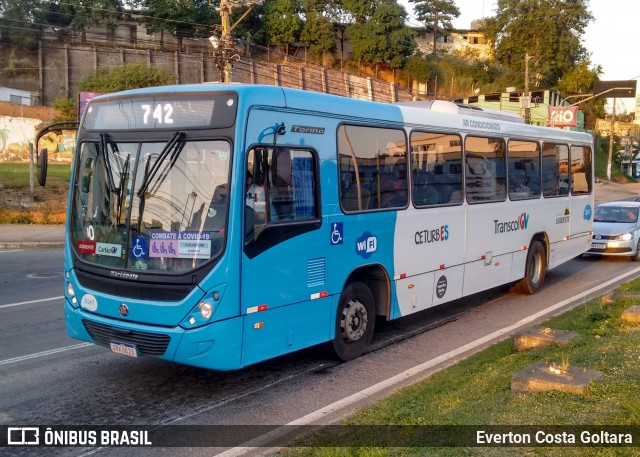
[0,296,64,310]
[215,266,640,456]
[0,250,24,254]
[0,343,94,366]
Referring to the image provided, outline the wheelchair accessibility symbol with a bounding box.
[132,237,148,259]
[330,222,343,246]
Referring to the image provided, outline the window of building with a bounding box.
[465,136,506,203]
[411,132,463,206]
[542,143,570,197]
[338,125,407,212]
[508,140,541,200]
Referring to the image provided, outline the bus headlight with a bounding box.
[199,302,213,320]
[616,233,633,241]
[67,282,77,305]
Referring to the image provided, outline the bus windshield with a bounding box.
[69,137,231,273]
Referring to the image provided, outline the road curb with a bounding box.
[0,242,65,250]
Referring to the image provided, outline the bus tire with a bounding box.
[332,281,376,362]
[518,240,546,295]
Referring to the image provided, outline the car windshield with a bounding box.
[69,137,231,273]
[594,206,639,223]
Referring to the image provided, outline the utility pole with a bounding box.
[218,0,232,83]
[607,98,616,181]
[209,0,260,82]
[523,53,532,124]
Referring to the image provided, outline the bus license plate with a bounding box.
[109,341,139,357]
[591,242,606,250]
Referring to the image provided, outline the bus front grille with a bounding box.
[82,320,171,356]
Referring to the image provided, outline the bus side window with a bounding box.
[245,147,318,244]
[338,124,407,212]
[508,140,541,200]
[465,136,506,204]
[543,143,569,197]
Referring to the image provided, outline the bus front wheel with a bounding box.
[518,240,546,295]
[332,281,375,362]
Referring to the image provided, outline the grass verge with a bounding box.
[0,162,70,224]
[282,278,640,456]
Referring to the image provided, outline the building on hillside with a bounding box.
[454,89,587,130]
[0,87,34,106]
[413,20,491,60]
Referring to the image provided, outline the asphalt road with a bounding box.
[1,248,639,457]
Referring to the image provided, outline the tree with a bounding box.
[79,63,174,92]
[62,0,122,43]
[345,0,416,78]
[265,0,303,57]
[138,0,216,50]
[0,0,42,48]
[484,0,592,89]
[409,0,460,54]
[301,0,337,64]
[557,60,606,123]
[52,97,77,122]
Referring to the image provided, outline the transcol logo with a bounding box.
[356,231,377,259]
[494,212,529,234]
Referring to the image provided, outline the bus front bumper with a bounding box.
[65,299,244,370]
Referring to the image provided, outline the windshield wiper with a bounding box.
[99,133,119,194]
[115,153,130,224]
[136,131,185,198]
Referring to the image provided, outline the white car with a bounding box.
[588,201,640,261]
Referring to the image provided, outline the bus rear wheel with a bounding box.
[332,281,375,362]
[518,240,546,295]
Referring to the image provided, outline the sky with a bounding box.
[401,0,640,114]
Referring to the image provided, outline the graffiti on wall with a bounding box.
[0,115,75,162]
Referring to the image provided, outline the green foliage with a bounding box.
[0,0,42,48]
[400,55,435,83]
[265,0,303,55]
[557,61,606,120]
[347,0,415,71]
[301,0,337,62]
[52,97,77,122]
[484,0,593,89]
[79,63,174,93]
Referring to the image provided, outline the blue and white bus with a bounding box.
[58,84,594,370]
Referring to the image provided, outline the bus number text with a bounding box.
[141,104,174,125]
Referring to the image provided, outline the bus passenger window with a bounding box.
[465,136,506,204]
[508,140,541,200]
[410,132,463,207]
[338,124,407,212]
[542,143,569,197]
[571,145,592,195]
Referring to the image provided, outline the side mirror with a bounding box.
[37,148,48,186]
[272,147,291,187]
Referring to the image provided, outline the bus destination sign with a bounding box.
[83,93,237,130]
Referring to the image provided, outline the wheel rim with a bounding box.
[341,299,368,342]
[530,250,543,285]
